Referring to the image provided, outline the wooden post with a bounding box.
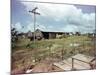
[61,47,64,60]
[72,58,74,70]
[29,7,40,62]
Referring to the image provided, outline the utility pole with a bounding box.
[29,7,40,62]
[29,7,40,43]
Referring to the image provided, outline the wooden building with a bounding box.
[26,29,71,40]
[35,29,69,40]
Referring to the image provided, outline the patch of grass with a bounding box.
[12,35,96,70]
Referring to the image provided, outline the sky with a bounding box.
[11,0,96,33]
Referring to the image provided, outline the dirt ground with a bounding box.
[11,57,64,75]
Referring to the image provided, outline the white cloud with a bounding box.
[62,25,78,32]
[26,23,34,32]
[12,22,22,32]
[36,24,46,30]
[12,22,34,33]
[20,0,95,33]
[22,2,82,20]
[23,22,46,32]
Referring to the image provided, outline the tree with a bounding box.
[11,28,18,48]
[75,32,81,36]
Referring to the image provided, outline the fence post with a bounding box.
[72,58,74,70]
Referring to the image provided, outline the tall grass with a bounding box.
[12,35,96,70]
